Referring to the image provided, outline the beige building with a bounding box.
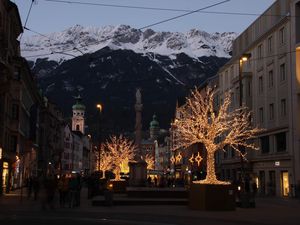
[217,0,300,197]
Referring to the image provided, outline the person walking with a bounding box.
[32,176,40,201]
[58,175,69,207]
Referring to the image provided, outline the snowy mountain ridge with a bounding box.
[21,24,237,62]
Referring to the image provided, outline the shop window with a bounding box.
[281,171,289,197]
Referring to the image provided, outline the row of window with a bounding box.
[260,132,287,153]
[258,63,286,94]
[257,26,286,58]
[73,112,84,116]
[258,99,286,123]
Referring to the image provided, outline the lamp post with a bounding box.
[96,103,102,173]
[238,53,251,206]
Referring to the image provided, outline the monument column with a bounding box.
[129,88,147,186]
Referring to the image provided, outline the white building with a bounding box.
[217,0,300,197]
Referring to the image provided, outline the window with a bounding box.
[269,104,274,120]
[279,27,285,44]
[259,76,263,93]
[10,135,18,152]
[268,70,274,88]
[76,124,80,131]
[276,132,286,152]
[235,87,240,103]
[260,136,270,153]
[280,63,286,81]
[268,36,273,52]
[248,81,252,97]
[258,44,263,58]
[64,153,69,159]
[259,107,264,124]
[12,104,19,120]
[281,99,286,116]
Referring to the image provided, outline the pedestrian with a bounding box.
[27,176,33,199]
[58,175,69,207]
[154,177,158,187]
[42,174,57,210]
[252,181,258,197]
[32,176,40,200]
[147,176,152,187]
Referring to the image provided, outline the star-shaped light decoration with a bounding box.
[195,152,203,167]
[189,154,194,164]
[176,152,182,163]
[170,155,175,164]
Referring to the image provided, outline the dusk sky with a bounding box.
[13,0,275,36]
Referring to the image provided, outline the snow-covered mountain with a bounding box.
[21,24,237,62]
[22,24,236,134]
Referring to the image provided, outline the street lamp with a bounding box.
[238,53,251,107]
[238,53,251,207]
[96,103,102,173]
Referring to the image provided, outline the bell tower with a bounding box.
[72,95,86,134]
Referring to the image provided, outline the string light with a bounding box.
[98,151,114,179]
[194,152,203,167]
[104,135,135,181]
[145,153,155,170]
[170,155,176,164]
[172,87,262,185]
[176,152,182,164]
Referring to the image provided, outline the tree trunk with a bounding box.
[115,168,121,181]
[205,148,218,183]
[101,170,106,179]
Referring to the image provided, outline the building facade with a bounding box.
[0,0,44,194]
[217,0,300,197]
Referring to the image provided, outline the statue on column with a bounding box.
[129,88,147,186]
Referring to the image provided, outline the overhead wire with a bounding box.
[42,0,300,18]
[23,0,231,58]
[19,0,36,41]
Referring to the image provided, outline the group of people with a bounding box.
[26,173,82,210]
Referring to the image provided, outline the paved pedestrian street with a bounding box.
[0,188,299,225]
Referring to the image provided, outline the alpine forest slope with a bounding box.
[22,25,236,136]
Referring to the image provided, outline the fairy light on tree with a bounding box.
[172,87,261,185]
[145,153,154,170]
[105,135,135,181]
[99,151,114,179]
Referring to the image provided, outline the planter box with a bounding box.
[108,180,127,193]
[189,183,235,211]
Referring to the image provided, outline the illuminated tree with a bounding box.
[172,87,261,185]
[144,153,155,170]
[99,151,114,179]
[105,135,135,181]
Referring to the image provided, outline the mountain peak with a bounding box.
[21,25,237,62]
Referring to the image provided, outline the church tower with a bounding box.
[72,95,86,134]
[149,114,160,140]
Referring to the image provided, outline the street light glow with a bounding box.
[240,53,252,62]
[96,103,102,112]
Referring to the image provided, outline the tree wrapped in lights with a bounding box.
[144,153,155,170]
[99,151,114,179]
[105,135,135,181]
[172,87,261,185]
